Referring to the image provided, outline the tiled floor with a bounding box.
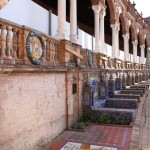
[48,125,132,150]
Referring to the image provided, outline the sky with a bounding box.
[130,0,150,18]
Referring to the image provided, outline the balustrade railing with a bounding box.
[0,18,60,65]
[0,20,22,62]
[45,37,59,64]
[0,18,147,71]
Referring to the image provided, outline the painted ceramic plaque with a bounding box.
[26,31,45,65]
[60,142,117,150]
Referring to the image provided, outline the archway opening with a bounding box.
[129,28,133,61]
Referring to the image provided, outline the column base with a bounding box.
[6,56,12,59]
[56,30,69,40]
[70,34,78,44]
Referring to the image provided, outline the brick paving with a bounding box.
[48,124,132,150]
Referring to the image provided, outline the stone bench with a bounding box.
[138,83,149,89]
[125,88,145,93]
[131,85,148,90]
[113,94,140,102]
[106,98,138,109]
[92,108,135,125]
[121,90,143,96]
[130,86,146,92]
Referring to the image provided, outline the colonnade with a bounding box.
[56,0,77,44]
[55,0,149,65]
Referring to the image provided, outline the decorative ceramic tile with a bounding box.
[60,142,117,150]
[106,99,138,109]
[26,31,45,65]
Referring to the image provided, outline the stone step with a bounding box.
[125,88,145,93]
[138,82,150,89]
[113,94,140,102]
[93,99,106,109]
[130,86,146,90]
[121,90,143,96]
[106,98,138,109]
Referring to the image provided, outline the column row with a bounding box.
[56,0,148,65]
[56,0,77,44]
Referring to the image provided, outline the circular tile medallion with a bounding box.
[26,31,45,65]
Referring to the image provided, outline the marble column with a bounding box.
[132,40,138,63]
[1,25,6,58]
[99,10,106,54]
[111,23,120,58]
[146,47,150,69]
[70,0,77,43]
[6,26,12,59]
[92,5,101,53]
[122,33,129,61]
[140,45,145,64]
[56,0,68,39]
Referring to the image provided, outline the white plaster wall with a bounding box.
[105,44,112,57]
[78,28,82,46]
[0,0,49,34]
[119,50,124,60]
[51,14,58,36]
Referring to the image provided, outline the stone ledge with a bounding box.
[129,95,146,150]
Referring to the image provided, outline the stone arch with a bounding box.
[129,24,137,41]
[146,36,150,47]
[120,13,128,35]
[138,31,144,46]
[106,0,117,24]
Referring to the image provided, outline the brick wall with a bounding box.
[66,71,83,128]
[0,73,70,150]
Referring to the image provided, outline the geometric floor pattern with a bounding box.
[48,125,132,150]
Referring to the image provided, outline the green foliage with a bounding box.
[72,122,86,130]
[83,114,130,125]
[82,114,96,123]
[72,114,130,131]
[97,116,130,125]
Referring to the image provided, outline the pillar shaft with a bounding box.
[1,25,6,58]
[70,0,77,43]
[92,5,101,53]
[111,24,120,58]
[56,0,67,39]
[132,40,138,63]
[146,47,150,69]
[140,45,145,64]
[99,10,106,54]
[122,34,129,61]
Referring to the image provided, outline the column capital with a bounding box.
[140,44,145,49]
[99,10,106,19]
[122,33,129,40]
[92,5,101,14]
[0,24,6,30]
[110,23,120,32]
[6,26,12,31]
[12,28,17,33]
[132,40,138,45]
